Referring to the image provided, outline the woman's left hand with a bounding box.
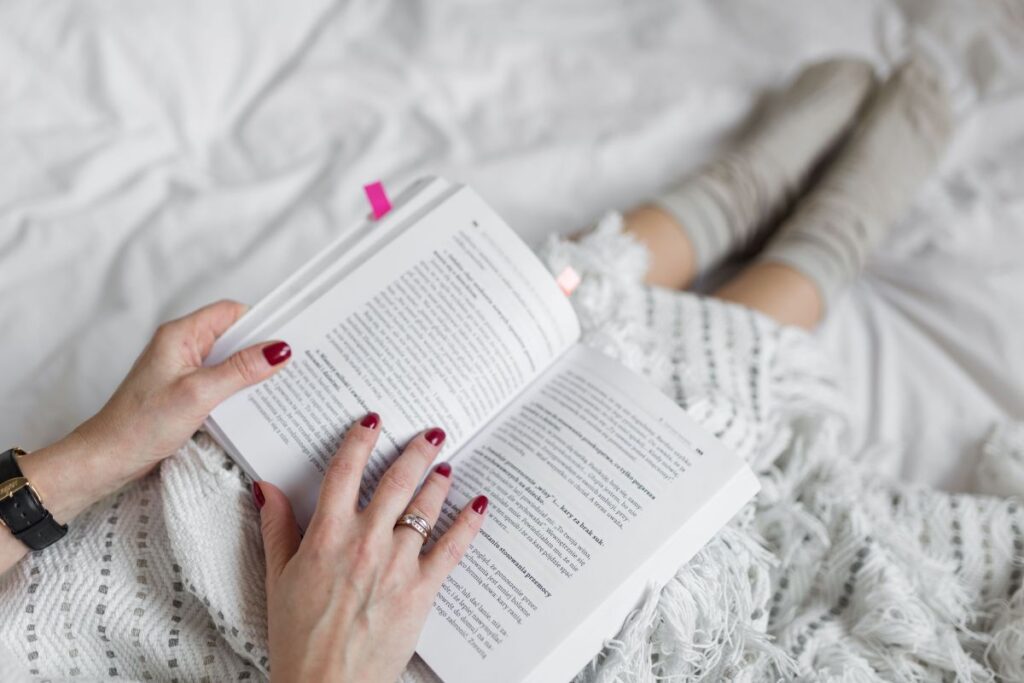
[71,299,292,491]
[2,300,291,574]
[3,299,292,557]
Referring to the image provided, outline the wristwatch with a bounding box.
[0,448,68,550]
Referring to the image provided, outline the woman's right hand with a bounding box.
[254,414,488,683]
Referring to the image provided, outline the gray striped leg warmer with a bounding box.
[758,55,954,311]
[655,58,877,272]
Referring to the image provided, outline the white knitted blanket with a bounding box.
[2,221,1023,682]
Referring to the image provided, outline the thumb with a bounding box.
[199,340,292,405]
[253,481,301,586]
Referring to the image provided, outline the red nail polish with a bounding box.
[252,482,265,510]
[360,412,380,429]
[434,462,452,478]
[425,427,446,447]
[262,341,291,366]
[471,495,489,515]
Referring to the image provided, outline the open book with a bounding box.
[204,177,759,683]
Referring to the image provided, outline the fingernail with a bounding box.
[252,482,265,510]
[425,427,446,447]
[262,341,291,366]
[360,412,380,429]
[434,462,452,478]
[471,495,489,515]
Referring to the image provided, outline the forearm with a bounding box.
[0,429,133,575]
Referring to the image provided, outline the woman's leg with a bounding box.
[620,207,821,329]
[622,205,700,289]
[745,56,952,321]
[713,56,953,330]
[715,262,824,329]
[628,58,875,289]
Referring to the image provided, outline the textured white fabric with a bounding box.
[975,422,1024,500]
[1,224,1022,682]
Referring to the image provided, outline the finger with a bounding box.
[185,299,250,358]
[365,427,447,528]
[392,462,453,556]
[253,481,301,590]
[189,339,291,408]
[421,495,488,586]
[309,412,381,528]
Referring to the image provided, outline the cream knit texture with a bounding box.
[1,217,1022,682]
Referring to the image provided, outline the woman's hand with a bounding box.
[255,415,488,683]
[71,299,292,491]
[1,300,291,574]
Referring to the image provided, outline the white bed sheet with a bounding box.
[1,0,1022,492]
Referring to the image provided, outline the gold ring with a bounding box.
[394,512,432,545]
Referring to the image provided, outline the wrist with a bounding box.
[18,430,128,525]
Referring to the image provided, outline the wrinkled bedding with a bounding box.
[1,0,1023,491]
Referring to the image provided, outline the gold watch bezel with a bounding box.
[0,447,36,502]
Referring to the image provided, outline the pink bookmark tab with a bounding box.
[556,266,581,296]
[363,181,392,220]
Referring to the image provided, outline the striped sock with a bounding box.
[655,58,877,272]
[757,55,954,312]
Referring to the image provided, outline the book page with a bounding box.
[205,177,457,365]
[416,344,759,683]
[208,186,580,527]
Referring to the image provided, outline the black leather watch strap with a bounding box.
[0,448,68,551]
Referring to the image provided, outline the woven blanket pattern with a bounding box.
[1,221,1022,682]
